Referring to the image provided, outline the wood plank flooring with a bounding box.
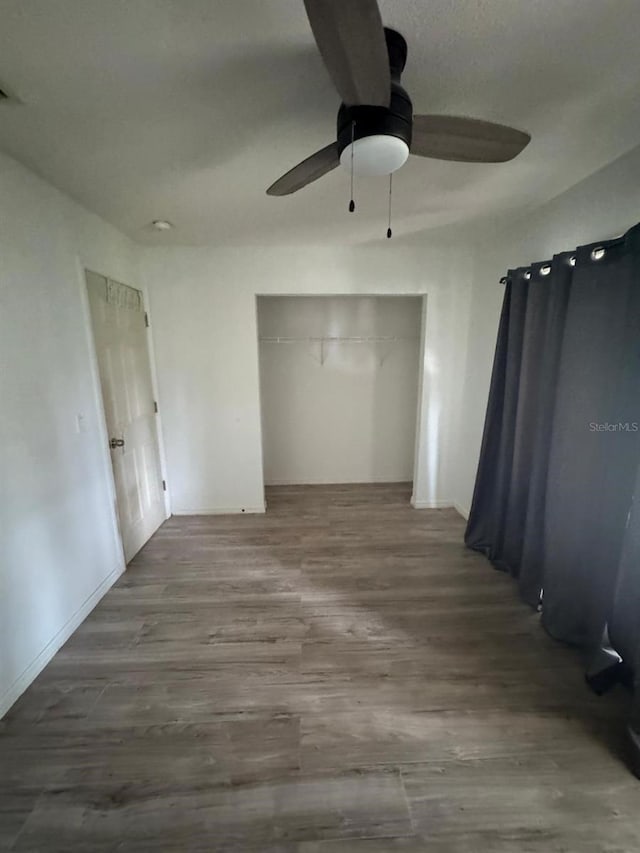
[1,483,638,851]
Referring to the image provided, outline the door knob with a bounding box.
[109,438,125,449]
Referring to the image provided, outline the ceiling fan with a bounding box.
[266,0,530,196]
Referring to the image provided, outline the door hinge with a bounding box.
[162,479,167,491]
[153,400,158,413]
[144,312,149,328]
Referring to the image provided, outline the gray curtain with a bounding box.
[465,222,640,773]
[610,461,640,776]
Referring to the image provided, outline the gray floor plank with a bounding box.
[1,484,637,851]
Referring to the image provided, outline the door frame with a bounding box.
[76,257,170,565]
[255,292,428,506]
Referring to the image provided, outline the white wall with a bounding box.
[258,295,422,485]
[454,142,640,517]
[141,243,473,513]
[0,150,141,716]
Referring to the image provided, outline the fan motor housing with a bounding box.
[336,82,413,157]
[336,28,412,156]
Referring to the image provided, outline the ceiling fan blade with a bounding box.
[303,0,390,107]
[412,115,531,163]
[266,143,340,196]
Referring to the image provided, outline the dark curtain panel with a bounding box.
[541,230,640,648]
[465,222,640,773]
[499,261,551,577]
[465,254,574,604]
[517,255,573,606]
[464,268,529,561]
[609,460,640,776]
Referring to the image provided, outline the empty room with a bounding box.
[1,1,640,850]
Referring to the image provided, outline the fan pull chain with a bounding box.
[386,173,393,238]
[348,121,355,213]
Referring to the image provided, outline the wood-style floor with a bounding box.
[1,484,638,852]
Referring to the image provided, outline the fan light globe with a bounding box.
[340,134,409,176]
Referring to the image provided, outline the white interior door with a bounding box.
[86,270,166,562]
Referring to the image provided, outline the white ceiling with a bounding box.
[1,0,640,246]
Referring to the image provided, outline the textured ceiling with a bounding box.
[1,0,640,245]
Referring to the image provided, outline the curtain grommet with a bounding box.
[569,255,576,267]
[540,264,551,276]
[524,270,532,280]
[591,246,606,261]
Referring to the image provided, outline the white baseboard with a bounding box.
[410,497,454,509]
[0,562,125,719]
[172,504,266,516]
[453,502,470,520]
[410,497,470,519]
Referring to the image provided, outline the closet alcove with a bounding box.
[257,295,423,493]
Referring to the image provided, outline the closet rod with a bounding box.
[259,335,418,344]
